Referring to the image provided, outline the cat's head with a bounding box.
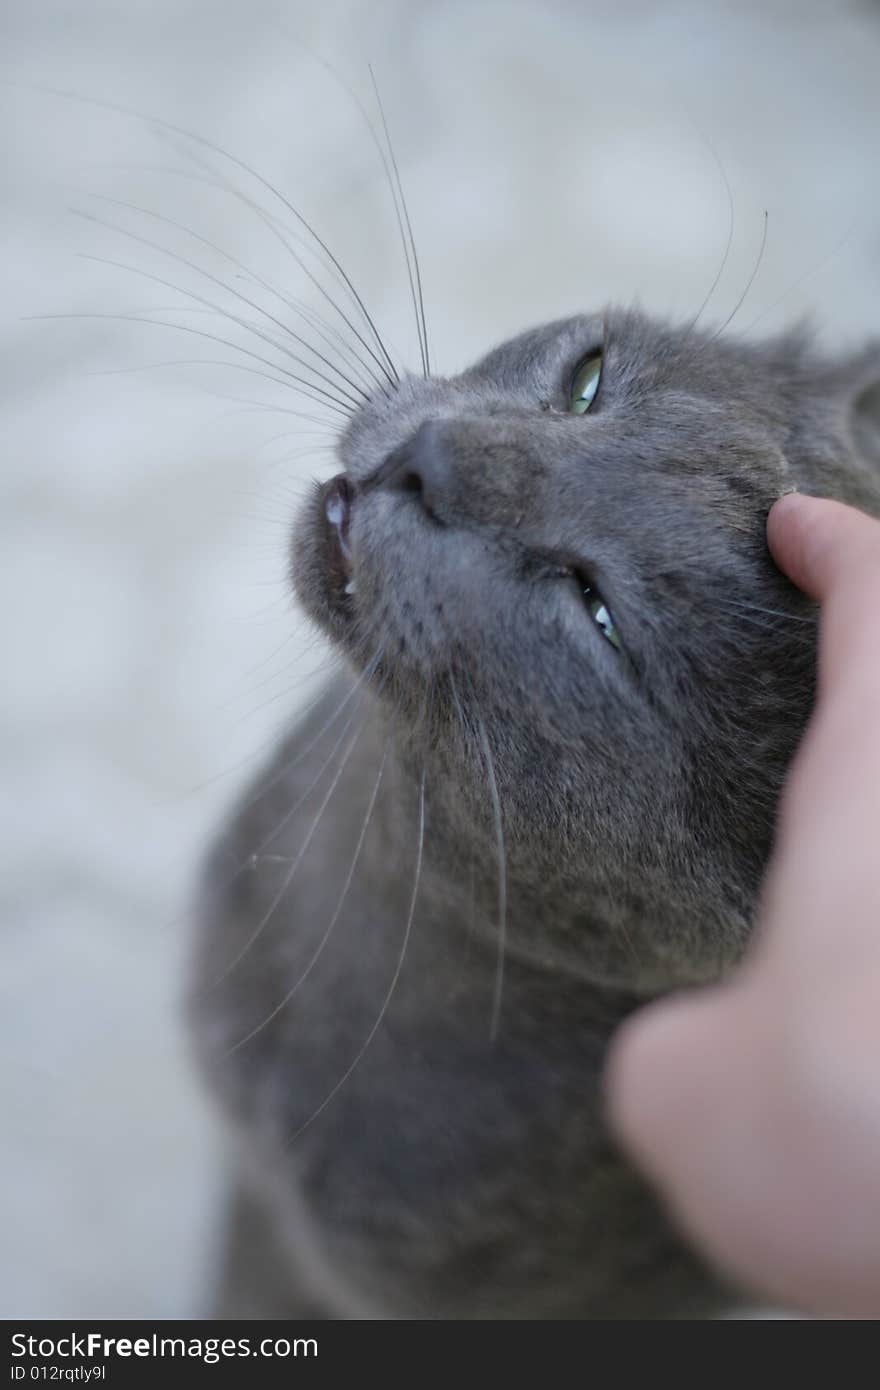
[292,308,880,992]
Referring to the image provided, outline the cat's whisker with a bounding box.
[231,698,362,872]
[209,712,371,989]
[72,314,346,431]
[239,475,327,513]
[285,293,384,398]
[88,158,390,395]
[235,625,338,692]
[35,300,351,420]
[368,65,431,378]
[474,713,508,1045]
[77,191,374,403]
[251,429,338,458]
[276,45,428,380]
[223,703,399,1057]
[285,766,426,1146]
[74,230,361,413]
[229,636,340,703]
[78,190,375,400]
[149,122,400,390]
[35,83,401,387]
[450,665,507,1043]
[708,208,769,343]
[204,398,342,428]
[87,356,351,408]
[236,643,387,812]
[714,615,817,653]
[466,857,477,965]
[711,597,819,650]
[263,445,339,472]
[175,657,354,802]
[714,596,817,627]
[740,216,858,338]
[685,128,735,336]
[232,659,359,725]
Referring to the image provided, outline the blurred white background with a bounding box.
[2,0,879,1318]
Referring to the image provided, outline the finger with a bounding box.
[604,985,782,1290]
[758,495,880,958]
[606,977,880,1316]
[767,493,880,601]
[767,494,880,708]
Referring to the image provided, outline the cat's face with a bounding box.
[292,308,879,991]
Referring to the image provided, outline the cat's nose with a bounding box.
[374,420,454,523]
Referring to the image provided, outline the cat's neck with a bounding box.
[354,694,656,1023]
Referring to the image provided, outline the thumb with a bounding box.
[767,493,880,708]
[767,493,880,601]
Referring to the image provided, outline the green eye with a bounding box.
[569,350,603,414]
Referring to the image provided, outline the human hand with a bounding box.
[606,493,880,1318]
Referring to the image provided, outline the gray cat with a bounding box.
[191,305,880,1318]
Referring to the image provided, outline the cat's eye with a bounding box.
[568,350,603,414]
[579,574,621,651]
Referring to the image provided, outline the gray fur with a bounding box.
[191,307,880,1318]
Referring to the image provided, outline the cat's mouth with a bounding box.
[319,473,356,608]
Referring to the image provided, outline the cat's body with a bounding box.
[191,309,880,1318]
[195,676,724,1318]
